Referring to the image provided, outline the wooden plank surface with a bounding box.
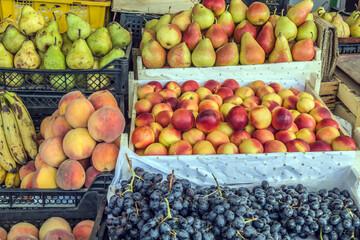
[338,54,360,63]
[337,61,360,85]
[338,37,360,44]
[319,81,339,96]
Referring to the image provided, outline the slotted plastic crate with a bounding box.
[338,43,360,54]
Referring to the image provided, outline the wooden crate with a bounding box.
[319,79,340,110]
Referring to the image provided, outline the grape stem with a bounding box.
[160,198,172,224]
[168,170,175,193]
[170,229,177,239]
[320,228,323,240]
[244,217,258,223]
[121,154,144,196]
[135,201,139,216]
[202,174,225,199]
[344,205,355,218]
[236,230,246,239]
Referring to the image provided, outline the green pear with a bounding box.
[14,40,40,69]
[50,74,75,90]
[229,0,248,24]
[66,13,91,41]
[191,38,216,67]
[0,16,19,33]
[87,61,110,91]
[240,32,265,65]
[142,39,166,69]
[0,33,4,42]
[44,38,66,70]
[33,51,44,84]
[3,72,25,87]
[145,19,158,30]
[61,32,72,56]
[156,24,182,50]
[140,29,156,52]
[155,14,171,33]
[305,13,314,21]
[332,13,350,37]
[2,25,26,54]
[19,5,45,35]
[66,30,94,69]
[86,27,112,57]
[313,6,326,17]
[329,12,337,17]
[99,47,125,68]
[35,20,62,53]
[107,22,131,48]
[320,12,333,22]
[167,42,191,68]
[269,33,292,63]
[350,17,360,37]
[171,10,192,32]
[192,4,215,30]
[275,13,297,41]
[218,9,236,37]
[0,43,13,68]
[346,11,360,26]
[296,20,318,42]
[215,42,239,66]
[268,8,280,28]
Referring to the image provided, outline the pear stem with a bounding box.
[355,13,360,18]
[22,29,29,40]
[78,29,81,40]
[226,5,229,11]
[168,6,171,14]
[273,8,277,16]
[6,14,12,18]
[52,12,56,21]
[281,9,284,17]
[356,4,358,9]
[113,12,117,22]
[54,37,57,46]
[322,1,329,7]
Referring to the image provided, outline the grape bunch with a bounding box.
[105,166,360,240]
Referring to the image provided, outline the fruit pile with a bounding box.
[0,217,94,240]
[19,90,125,190]
[0,6,130,89]
[106,165,360,239]
[141,0,317,69]
[132,79,357,155]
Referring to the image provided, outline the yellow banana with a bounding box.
[14,167,20,187]
[0,165,6,184]
[4,92,38,160]
[5,171,16,188]
[0,96,27,165]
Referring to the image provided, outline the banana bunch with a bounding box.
[0,91,37,187]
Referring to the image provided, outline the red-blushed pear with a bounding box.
[292,39,315,61]
[247,2,270,26]
[167,42,191,68]
[269,33,292,63]
[234,20,257,43]
[287,0,314,26]
[191,38,216,67]
[182,23,202,51]
[218,10,236,37]
[256,21,275,54]
[240,32,265,65]
[268,8,280,28]
[205,22,228,49]
[229,0,248,24]
[171,10,192,32]
[192,3,215,30]
[139,29,156,52]
[203,0,226,16]
[156,24,182,50]
[215,42,239,66]
[142,39,166,68]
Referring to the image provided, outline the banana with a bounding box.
[4,92,38,160]
[5,171,16,188]
[0,165,6,184]
[0,96,27,165]
[14,167,20,187]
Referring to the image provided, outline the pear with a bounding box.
[320,12,333,22]
[0,16,19,33]
[350,17,360,37]
[140,29,156,52]
[50,74,75,90]
[234,20,257,43]
[275,10,297,41]
[87,61,110,91]
[292,39,315,61]
[218,9,236,37]
[155,14,171,33]
[108,22,131,48]
[296,20,318,42]
[182,23,202,51]
[14,40,40,69]
[191,38,216,67]
[61,32,72,56]
[35,20,62,53]
[305,13,314,21]
[4,73,25,87]
[192,3,215,30]
[156,24,182,50]
[332,13,350,37]
[287,0,313,26]
[142,39,166,69]
[205,23,228,49]
[268,8,280,28]
[66,13,91,41]
[0,43,13,68]
[240,32,265,65]
[19,6,45,35]
[329,12,337,18]
[346,11,360,26]
[215,42,239,66]
[171,10,191,32]
[66,30,94,69]
[167,42,191,68]
[0,33,4,42]
[269,33,292,63]
[145,19,158,31]
[229,0,248,24]
[44,38,66,70]
[33,51,44,84]
[99,47,125,68]
[313,6,326,17]
[2,25,26,54]
[256,22,275,54]
[86,27,112,57]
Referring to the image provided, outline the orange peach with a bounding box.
[297,92,314,100]
[278,89,294,100]
[196,109,219,133]
[297,97,315,113]
[171,109,195,132]
[314,100,323,107]
[32,165,57,189]
[151,103,173,117]
[196,87,212,101]
[235,87,255,100]
[137,84,154,99]
[215,87,233,100]
[205,94,223,106]
[244,95,261,105]
[147,81,162,92]
[223,95,243,106]
[316,118,339,131]
[264,140,287,153]
[295,128,316,144]
[288,122,299,133]
[40,116,52,138]
[192,140,216,155]
[177,99,198,112]
[88,106,125,143]
[73,220,94,240]
[19,161,36,180]
[275,130,296,144]
[220,103,236,118]
[222,79,240,91]
[85,166,101,188]
[286,139,310,152]
[148,122,163,142]
[43,229,75,240]
[155,110,173,128]
[144,143,168,155]
[159,128,182,147]
[294,113,316,131]
[262,93,282,106]
[181,80,200,93]
[39,217,71,240]
[20,172,34,189]
[56,160,85,190]
[135,99,153,115]
[248,80,265,93]
[256,86,275,99]
[77,158,90,170]
[52,115,73,138]
[92,142,119,171]
[164,81,181,97]
[204,79,221,93]
[290,88,300,95]
[290,109,301,120]
[34,154,47,169]
[244,122,256,135]
[241,100,258,110]
[44,117,56,140]
[58,91,86,115]
[249,106,272,129]
[268,82,283,93]
[179,91,200,105]
[332,136,356,151]
[182,128,206,145]
[309,107,332,123]
[206,130,230,150]
[39,136,67,167]
[252,129,274,144]
[283,95,299,110]
[316,126,340,144]
[52,110,60,118]
[216,122,235,137]
[216,110,225,122]
[145,92,165,105]
[159,88,177,99]
[217,142,239,154]
[65,98,95,128]
[88,90,118,110]
[135,112,155,127]
[63,128,97,160]
[0,227,6,240]
[310,140,333,152]
[7,223,38,240]
[169,140,193,155]
[262,100,280,112]
[266,124,277,134]
[239,139,264,154]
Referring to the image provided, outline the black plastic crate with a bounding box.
[338,43,360,54]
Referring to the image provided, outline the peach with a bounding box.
[135,99,153,115]
[222,79,239,91]
[182,128,206,145]
[196,87,212,101]
[294,113,316,131]
[217,142,239,154]
[177,99,199,112]
[215,87,233,100]
[155,110,173,128]
[19,161,36,180]
[286,139,310,152]
[65,99,95,128]
[159,128,182,147]
[332,136,356,151]
[205,94,223,106]
[20,172,34,189]
[171,109,195,132]
[179,91,200,105]
[135,113,155,127]
[137,84,154,99]
[92,143,119,171]
[196,109,219,133]
[206,130,230,150]
[316,126,340,144]
[220,103,236,118]
[7,223,38,240]
[275,130,296,144]
[316,118,339,131]
[147,81,163,92]
[148,122,163,142]
[216,110,225,122]
[77,158,90,171]
[39,136,66,167]
[136,149,145,155]
[248,80,265,93]
[13,234,38,240]
[32,165,57,189]
[244,95,260,105]
[256,86,275,99]
[264,140,287,153]
[216,122,234,137]
[297,92,314,100]
[288,122,299,133]
[283,95,299,110]
[203,80,221,93]
[241,100,258,110]
[0,228,7,240]
[181,80,200,93]
[34,154,47,169]
[199,99,219,112]
[56,160,85,190]
[235,87,255,100]
[262,93,282,105]
[159,89,177,99]
[226,106,248,131]
[63,128,96,160]
[309,107,332,123]
[164,81,181,97]
[113,136,121,148]
[262,100,280,112]
[88,106,125,143]
[266,124,277,134]
[58,91,86,115]
[85,166,101,188]
[151,103,173,117]
[39,217,71,240]
[52,116,73,138]
[310,140,333,152]
[43,229,75,240]
[73,220,94,240]
[239,139,264,154]
[252,129,274,144]
[145,92,165,105]
[192,140,216,155]
[88,90,118,110]
[314,100,323,107]
[297,97,315,113]
[268,82,283,93]
[44,117,56,140]
[224,95,243,106]
[164,97,179,110]
[169,140,192,155]
[52,109,60,118]
[40,116,51,138]
[295,128,316,144]
[290,88,300,95]
[249,106,272,129]
[144,143,168,155]
[290,109,301,120]
[278,89,294,99]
